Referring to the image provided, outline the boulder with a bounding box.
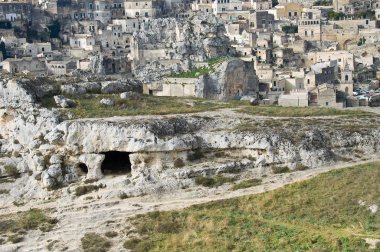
[100,98,115,106]
[54,95,76,108]
[120,91,140,99]
[101,81,127,94]
[61,84,87,96]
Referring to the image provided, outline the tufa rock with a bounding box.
[54,95,76,108]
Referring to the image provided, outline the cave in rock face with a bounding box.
[100,151,132,175]
[78,163,88,174]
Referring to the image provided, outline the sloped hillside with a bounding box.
[125,162,380,251]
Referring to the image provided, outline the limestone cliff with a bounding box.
[0,79,379,199]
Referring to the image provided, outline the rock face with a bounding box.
[131,12,235,81]
[201,59,259,99]
[54,95,76,108]
[1,77,380,197]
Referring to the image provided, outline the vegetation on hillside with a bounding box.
[313,0,331,6]
[282,25,298,34]
[238,105,373,117]
[0,208,57,244]
[170,56,234,78]
[41,94,248,119]
[328,10,346,20]
[124,162,380,251]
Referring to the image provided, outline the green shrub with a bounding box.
[195,175,235,187]
[8,234,23,243]
[4,165,19,178]
[187,149,204,161]
[0,189,10,194]
[81,233,111,252]
[232,179,262,190]
[124,238,154,252]
[118,192,128,199]
[173,158,185,168]
[295,163,309,171]
[272,165,290,174]
[75,185,99,196]
[104,231,118,238]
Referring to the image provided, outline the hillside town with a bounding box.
[0,0,380,106]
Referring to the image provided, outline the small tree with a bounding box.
[48,20,61,39]
[0,41,7,59]
[357,37,366,46]
[282,25,298,34]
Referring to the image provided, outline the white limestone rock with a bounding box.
[79,154,105,180]
[100,98,114,106]
[54,95,76,108]
[61,84,87,96]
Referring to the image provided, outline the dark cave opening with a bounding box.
[101,151,132,175]
[78,163,88,174]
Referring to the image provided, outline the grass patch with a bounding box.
[231,178,262,190]
[195,175,235,187]
[0,189,10,194]
[173,158,185,168]
[127,162,380,251]
[104,231,118,238]
[75,185,100,196]
[0,208,57,245]
[272,165,290,174]
[238,106,373,117]
[81,232,111,252]
[4,165,19,178]
[40,95,247,119]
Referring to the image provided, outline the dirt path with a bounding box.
[1,158,379,252]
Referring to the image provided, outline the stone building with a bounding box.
[124,0,162,18]
[278,90,309,107]
[1,57,47,76]
[46,60,76,76]
[309,84,343,107]
[275,3,303,20]
[212,0,242,15]
[249,11,274,31]
[304,61,338,90]
[297,8,321,41]
[0,2,32,21]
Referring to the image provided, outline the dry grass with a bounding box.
[231,178,262,190]
[81,233,111,252]
[0,208,57,245]
[238,106,373,117]
[125,162,380,251]
[40,94,248,119]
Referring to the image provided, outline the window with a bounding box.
[288,11,292,17]
[136,2,138,6]
[307,79,310,84]
[345,75,348,81]
[294,11,297,16]
[305,31,307,36]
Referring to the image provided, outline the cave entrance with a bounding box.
[78,163,88,174]
[101,151,132,175]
